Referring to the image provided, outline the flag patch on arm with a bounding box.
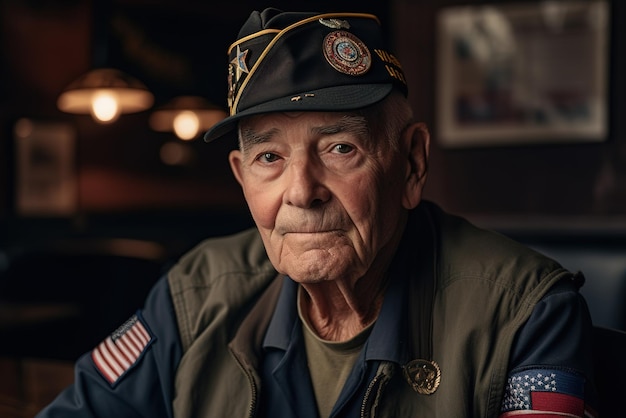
[91,313,154,386]
[499,368,597,417]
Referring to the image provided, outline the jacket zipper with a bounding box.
[360,363,393,418]
[230,349,258,418]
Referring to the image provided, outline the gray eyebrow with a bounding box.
[313,115,369,139]
[238,114,370,152]
[238,126,278,152]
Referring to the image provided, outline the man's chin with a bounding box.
[287,275,331,285]
[279,254,359,285]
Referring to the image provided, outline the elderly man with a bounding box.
[37,8,597,418]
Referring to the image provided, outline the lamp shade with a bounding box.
[57,68,154,123]
[149,96,227,140]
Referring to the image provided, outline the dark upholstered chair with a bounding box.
[592,326,626,417]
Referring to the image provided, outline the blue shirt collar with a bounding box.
[263,270,409,365]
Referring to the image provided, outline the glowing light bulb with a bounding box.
[172,110,200,140]
[91,91,120,123]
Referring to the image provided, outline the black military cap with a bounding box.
[204,7,407,142]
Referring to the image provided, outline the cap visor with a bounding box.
[204,83,393,142]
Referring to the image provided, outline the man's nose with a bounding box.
[283,156,331,208]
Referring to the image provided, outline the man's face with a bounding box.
[229,111,417,285]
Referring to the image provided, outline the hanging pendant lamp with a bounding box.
[149,96,227,140]
[57,68,154,124]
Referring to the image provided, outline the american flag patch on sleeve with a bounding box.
[91,313,153,386]
[499,367,598,418]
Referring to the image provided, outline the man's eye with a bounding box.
[257,152,280,163]
[333,144,353,154]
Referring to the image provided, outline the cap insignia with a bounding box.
[231,45,250,82]
[227,63,235,109]
[323,31,371,76]
[319,18,350,30]
[228,45,250,110]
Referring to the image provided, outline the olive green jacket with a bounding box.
[167,201,573,417]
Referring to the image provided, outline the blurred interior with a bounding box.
[1,0,625,416]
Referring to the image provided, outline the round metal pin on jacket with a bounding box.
[403,359,441,395]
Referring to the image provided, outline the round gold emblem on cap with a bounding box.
[403,359,441,395]
[322,31,371,76]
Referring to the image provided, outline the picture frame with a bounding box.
[435,1,609,148]
[14,119,77,216]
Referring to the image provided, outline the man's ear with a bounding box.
[402,122,430,209]
[229,149,245,187]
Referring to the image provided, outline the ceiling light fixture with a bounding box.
[149,96,227,140]
[57,68,154,124]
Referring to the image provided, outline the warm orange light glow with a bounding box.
[172,110,200,140]
[91,91,120,123]
[57,68,153,123]
[160,141,193,166]
[149,96,227,141]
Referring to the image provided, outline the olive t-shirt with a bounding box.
[298,289,374,418]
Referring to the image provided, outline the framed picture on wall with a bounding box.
[436,1,609,148]
[14,119,77,216]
